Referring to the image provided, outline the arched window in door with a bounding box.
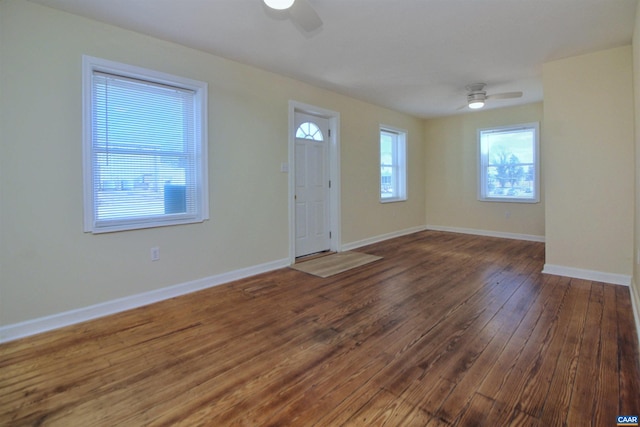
[296,122,324,141]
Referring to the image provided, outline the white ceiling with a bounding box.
[30,0,638,118]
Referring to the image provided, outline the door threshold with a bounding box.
[295,250,336,264]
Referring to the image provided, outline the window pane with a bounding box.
[380,166,394,198]
[296,121,323,141]
[380,131,396,198]
[484,128,535,165]
[93,73,193,153]
[478,123,538,203]
[92,72,196,225]
[95,153,190,220]
[380,133,393,160]
[380,128,407,202]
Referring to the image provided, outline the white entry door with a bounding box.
[294,112,330,257]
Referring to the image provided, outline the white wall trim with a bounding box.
[425,224,545,242]
[630,280,640,353]
[542,264,632,286]
[0,258,289,344]
[341,225,427,251]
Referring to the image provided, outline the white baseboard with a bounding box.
[542,264,632,286]
[341,225,427,251]
[425,224,545,242]
[0,258,290,343]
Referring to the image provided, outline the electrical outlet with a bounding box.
[505,211,511,219]
[151,247,160,261]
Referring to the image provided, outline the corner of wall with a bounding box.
[630,280,640,354]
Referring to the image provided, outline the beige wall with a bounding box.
[339,107,425,245]
[424,103,545,238]
[0,0,425,326]
[543,46,634,277]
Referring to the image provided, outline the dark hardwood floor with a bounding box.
[1,231,639,426]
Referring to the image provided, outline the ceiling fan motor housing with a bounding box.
[467,91,487,103]
[466,83,487,102]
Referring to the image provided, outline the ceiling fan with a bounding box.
[263,0,323,32]
[459,83,523,110]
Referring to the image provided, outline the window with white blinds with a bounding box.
[82,56,208,233]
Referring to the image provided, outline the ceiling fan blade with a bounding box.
[289,0,323,32]
[456,104,469,111]
[487,91,523,100]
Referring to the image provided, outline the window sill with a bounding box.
[380,198,407,204]
[479,197,539,204]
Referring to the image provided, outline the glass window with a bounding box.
[82,56,209,233]
[478,123,539,203]
[380,127,407,202]
[296,121,324,141]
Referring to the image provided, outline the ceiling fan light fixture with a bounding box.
[460,83,522,112]
[264,0,295,10]
[467,92,486,109]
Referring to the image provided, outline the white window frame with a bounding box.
[478,122,540,203]
[380,126,407,203]
[82,55,209,233]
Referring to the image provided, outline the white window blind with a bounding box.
[83,56,208,233]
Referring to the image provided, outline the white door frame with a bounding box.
[288,101,341,264]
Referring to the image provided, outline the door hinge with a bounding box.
[328,129,331,137]
[328,180,331,188]
[329,231,332,239]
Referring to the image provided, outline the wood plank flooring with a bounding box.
[1,230,639,426]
